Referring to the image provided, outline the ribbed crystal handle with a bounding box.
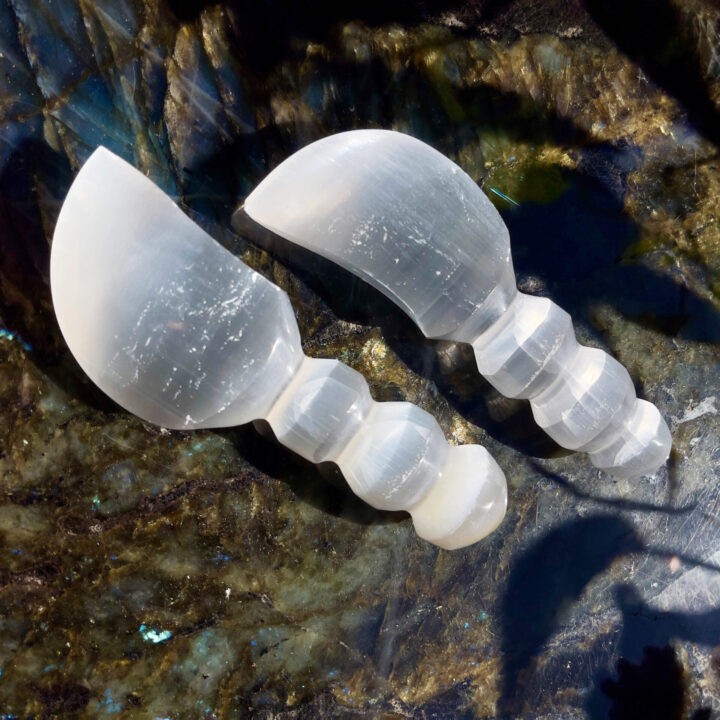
[470,292,671,478]
[264,355,507,549]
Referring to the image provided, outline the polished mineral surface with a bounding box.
[1,0,720,717]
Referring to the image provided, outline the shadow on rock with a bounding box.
[532,461,698,516]
[0,138,67,345]
[584,0,720,149]
[586,583,720,719]
[498,515,644,715]
[221,0,465,74]
[504,157,720,345]
[221,422,408,528]
[600,645,696,720]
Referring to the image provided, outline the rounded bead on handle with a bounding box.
[471,294,574,400]
[336,402,449,512]
[531,346,636,451]
[588,399,672,479]
[266,357,373,464]
[409,445,507,550]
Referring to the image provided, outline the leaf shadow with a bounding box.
[497,513,720,717]
[531,461,697,516]
[496,514,645,715]
[585,583,720,719]
[504,158,720,345]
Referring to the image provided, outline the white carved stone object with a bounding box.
[50,147,507,550]
[241,129,672,479]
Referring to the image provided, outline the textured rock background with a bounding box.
[1,0,720,717]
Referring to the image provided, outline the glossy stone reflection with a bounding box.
[1,0,720,717]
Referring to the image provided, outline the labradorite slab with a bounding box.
[1,0,720,717]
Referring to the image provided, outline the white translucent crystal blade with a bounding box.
[51,147,303,430]
[51,148,508,549]
[243,129,516,340]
